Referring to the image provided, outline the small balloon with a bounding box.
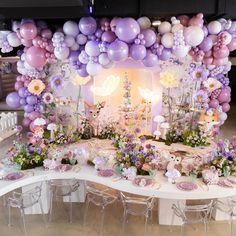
[79,17,97,35]
[85,41,100,57]
[161,33,174,48]
[63,21,79,37]
[86,61,102,76]
[26,95,38,105]
[142,29,156,47]
[130,44,147,60]
[101,31,116,43]
[7,32,21,47]
[208,21,222,35]
[137,17,151,30]
[142,50,158,67]
[209,99,219,108]
[158,21,171,34]
[222,103,230,112]
[6,92,21,108]
[20,22,37,40]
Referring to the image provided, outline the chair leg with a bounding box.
[49,190,54,222]
[21,208,27,236]
[69,195,73,223]
[122,210,127,235]
[180,224,184,236]
[230,214,233,236]
[8,204,11,227]
[83,199,90,226]
[204,221,208,236]
[99,206,105,236]
[144,215,149,236]
[39,199,47,227]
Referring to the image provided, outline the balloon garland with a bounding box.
[1,14,236,131]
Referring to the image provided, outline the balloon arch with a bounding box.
[1,14,235,130]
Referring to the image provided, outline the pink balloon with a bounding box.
[177,15,189,27]
[101,31,116,43]
[41,29,52,39]
[20,22,37,40]
[21,38,33,47]
[213,45,229,58]
[203,57,213,65]
[29,111,41,120]
[218,89,231,103]
[227,38,236,52]
[25,46,47,68]
[22,118,31,127]
[222,103,230,112]
[213,57,228,66]
[188,13,204,27]
[209,99,219,108]
[14,81,23,91]
[205,50,212,57]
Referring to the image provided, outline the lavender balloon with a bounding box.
[159,48,172,61]
[24,104,34,113]
[107,40,129,61]
[79,17,97,36]
[18,87,27,98]
[115,18,140,43]
[142,50,158,67]
[142,29,156,47]
[199,37,213,52]
[77,64,89,77]
[26,95,38,105]
[6,92,21,108]
[130,44,146,60]
[85,41,100,57]
[101,31,116,43]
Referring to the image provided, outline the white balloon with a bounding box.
[184,26,204,47]
[171,24,184,33]
[24,61,34,70]
[63,21,79,37]
[161,33,174,48]
[7,32,21,47]
[208,21,222,35]
[219,112,227,121]
[98,53,110,66]
[70,42,80,51]
[158,21,172,34]
[173,46,189,58]
[54,47,70,60]
[137,17,151,30]
[86,61,102,76]
[76,34,87,45]
[64,35,75,47]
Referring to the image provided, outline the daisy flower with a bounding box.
[51,75,63,90]
[160,71,179,88]
[34,118,46,126]
[193,90,208,103]
[203,77,222,93]
[42,92,54,104]
[27,79,45,95]
[191,66,209,81]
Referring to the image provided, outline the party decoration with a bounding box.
[107,40,129,61]
[25,46,47,68]
[6,92,21,108]
[79,17,97,35]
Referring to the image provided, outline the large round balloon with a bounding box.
[22,117,31,127]
[79,17,97,35]
[98,53,111,66]
[184,26,204,46]
[142,50,158,67]
[54,47,70,60]
[7,32,21,47]
[227,38,236,52]
[86,62,102,76]
[63,21,79,37]
[101,31,116,43]
[107,40,129,61]
[218,89,231,103]
[213,46,229,58]
[25,46,47,68]
[130,44,146,60]
[173,46,189,58]
[85,41,100,57]
[20,22,37,40]
[142,29,156,47]
[115,18,140,43]
[161,33,174,48]
[6,92,21,108]
[199,37,213,52]
[26,95,38,105]
[137,17,151,30]
[207,21,222,35]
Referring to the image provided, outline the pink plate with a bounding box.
[176,181,198,191]
[132,177,154,187]
[55,164,73,172]
[4,172,25,181]
[98,169,114,177]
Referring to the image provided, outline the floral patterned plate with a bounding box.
[55,164,73,172]
[218,179,234,188]
[4,172,25,181]
[132,177,154,187]
[176,181,198,191]
[98,169,114,177]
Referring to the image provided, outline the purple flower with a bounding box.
[51,75,63,90]
[140,136,146,143]
[131,155,137,163]
[193,90,208,103]
[145,144,151,149]
[134,127,141,133]
[191,66,209,81]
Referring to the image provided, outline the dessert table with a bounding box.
[0,165,235,225]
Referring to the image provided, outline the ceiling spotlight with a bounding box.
[152,20,161,27]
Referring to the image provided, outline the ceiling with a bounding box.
[0,0,235,21]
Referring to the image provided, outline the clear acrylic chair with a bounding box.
[83,181,118,236]
[120,192,155,236]
[48,179,80,223]
[172,200,214,236]
[7,183,45,236]
[216,196,236,236]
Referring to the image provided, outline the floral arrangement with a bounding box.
[98,121,119,140]
[207,137,236,177]
[114,128,159,178]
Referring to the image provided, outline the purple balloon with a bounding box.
[202,26,208,37]
[101,31,116,43]
[24,104,34,113]
[78,17,97,36]
[22,117,31,127]
[20,98,27,106]
[85,41,100,57]
[77,64,89,77]
[209,99,219,108]
[107,40,129,61]
[222,103,230,112]
[29,111,41,120]
[142,29,156,47]
[199,37,213,52]
[95,29,103,38]
[69,51,79,62]
[14,81,24,91]
[159,48,172,61]
[6,92,21,108]
[26,95,37,105]
[130,44,147,60]
[115,18,140,43]
[142,50,158,67]
[18,87,27,98]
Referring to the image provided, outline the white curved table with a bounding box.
[0,165,235,225]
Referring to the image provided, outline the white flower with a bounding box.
[42,92,54,104]
[203,77,222,92]
[154,115,165,123]
[34,118,46,126]
[154,130,161,137]
[47,123,58,131]
[160,122,170,129]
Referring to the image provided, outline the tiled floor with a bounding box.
[0,104,235,236]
